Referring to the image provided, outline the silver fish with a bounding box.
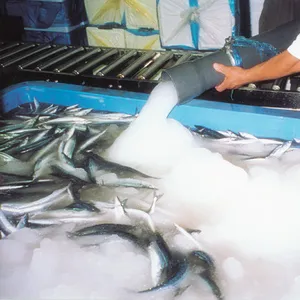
[0,184,30,192]
[76,128,108,154]
[238,132,258,140]
[267,140,292,158]
[52,161,91,182]
[1,184,75,217]
[115,196,156,232]
[73,108,93,116]
[63,104,79,111]
[98,177,158,190]
[42,116,91,125]
[28,209,104,226]
[188,251,223,300]
[63,127,76,159]
[30,137,61,165]
[0,152,33,177]
[0,209,17,235]
[33,98,40,113]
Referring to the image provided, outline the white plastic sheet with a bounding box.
[86,27,126,48]
[84,0,125,26]
[197,0,235,49]
[85,0,158,30]
[125,30,163,50]
[158,0,238,50]
[124,0,158,30]
[158,0,196,49]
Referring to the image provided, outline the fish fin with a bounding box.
[114,196,127,220]
[293,138,300,144]
[238,132,258,139]
[67,200,100,213]
[66,183,76,202]
[134,106,140,117]
[29,103,34,113]
[148,191,164,214]
[16,214,28,229]
[267,140,292,159]
[174,223,203,249]
[32,115,40,127]
[186,228,202,234]
[115,196,128,212]
[174,285,191,297]
[33,98,40,113]
[66,231,76,239]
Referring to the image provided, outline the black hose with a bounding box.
[162,19,300,104]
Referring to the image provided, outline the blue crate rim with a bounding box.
[2,81,300,141]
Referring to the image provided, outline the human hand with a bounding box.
[213,63,248,92]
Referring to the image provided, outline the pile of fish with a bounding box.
[192,125,299,168]
[1,100,299,299]
[0,100,225,299]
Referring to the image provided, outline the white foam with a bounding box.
[222,257,245,280]
[106,81,300,299]
[106,82,196,176]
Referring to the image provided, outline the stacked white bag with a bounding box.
[158,1,196,50]
[124,0,158,30]
[125,30,163,50]
[124,0,161,50]
[86,27,162,50]
[84,0,159,29]
[85,0,161,50]
[84,0,125,26]
[85,0,126,48]
[86,27,126,48]
[158,0,239,50]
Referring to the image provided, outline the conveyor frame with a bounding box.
[0,41,300,109]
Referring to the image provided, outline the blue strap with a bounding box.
[230,36,280,67]
[189,0,199,49]
[228,0,236,17]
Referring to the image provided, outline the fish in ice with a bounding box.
[1,184,75,217]
[1,100,296,299]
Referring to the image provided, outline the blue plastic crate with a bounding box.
[1,81,300,141]
[23,24,87,45]
[6,0,87,29]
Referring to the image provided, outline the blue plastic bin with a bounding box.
[6,0,87,29]
[1,81,300,141]
[23,24,87,45]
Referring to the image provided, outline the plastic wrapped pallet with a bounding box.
[197,0,237,49]
[125,30,163,50]
[158,0,240,50]
[158,0,196,50]
[124,0,159,30]
[84,0,125,26]
[86,27,126,48]
[6,0,87,29]
[23,24,87,45]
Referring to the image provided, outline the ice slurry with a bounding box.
[1,81,300,300]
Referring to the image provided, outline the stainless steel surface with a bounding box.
[18,45,68,70]
[35,47,84,71]
[73,49,118,75]
[97,49,137,77]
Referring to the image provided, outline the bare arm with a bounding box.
[213,50,300,92]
